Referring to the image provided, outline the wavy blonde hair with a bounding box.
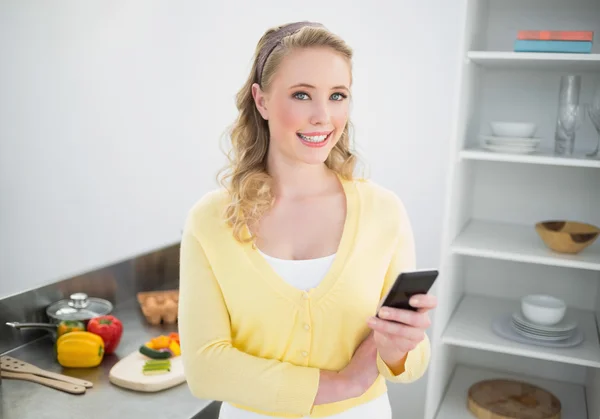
[218,23,359,243]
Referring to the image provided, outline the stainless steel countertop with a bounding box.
[0,297,214,419]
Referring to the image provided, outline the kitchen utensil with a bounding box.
[489,122,537,138]
[137,289,179,325]
[535,220,600,254]
[1,355,93,388]
[6,292,113,340]
[6,322,57,332]
[521,294,566,326]
[467,379,561,419]
[109,348,185,392]
[492,315,584,348]
[5,321,61,342]
[1,371,86,395]
[46,292,113,322]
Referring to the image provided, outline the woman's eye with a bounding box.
[293,92,348,101]
[331,92,347,101]
[293,92,310,100]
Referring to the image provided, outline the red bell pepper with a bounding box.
[87,315,123,354]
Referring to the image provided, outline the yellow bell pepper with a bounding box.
[150,335,171,350]
[56,331,105,368]
[168,339,181,356]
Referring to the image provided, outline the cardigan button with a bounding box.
[302,292,309,300]
[303,323,310,331]
[301,351,308,357]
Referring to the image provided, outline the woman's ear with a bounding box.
[251,83,269,120]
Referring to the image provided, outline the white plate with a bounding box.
[512,323,573,341]
[511,316,573,334]
[483,141,538,149]
[492,315,584,348]
[481,135,541,146]
[511,320,572,337]
[512,312,578,333]
[483,143,538,154]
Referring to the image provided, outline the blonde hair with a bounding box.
[217,23,359,243]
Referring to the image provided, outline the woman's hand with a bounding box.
[337,331,379,398]
[313,331,379,405]
[367,294,437,374]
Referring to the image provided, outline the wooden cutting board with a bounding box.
[467,379,562,419]
[108,350,185,392]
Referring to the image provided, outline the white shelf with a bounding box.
[451,219,600,271]
[427,3,600,419]
[434,364,587,419]
[468,51,600,71]
[460,147,600,169]
[442,294,600,369]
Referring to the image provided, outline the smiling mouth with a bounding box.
[296,131,333,147]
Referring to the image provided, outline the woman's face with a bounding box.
[252,47,351,167]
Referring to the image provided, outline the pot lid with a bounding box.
[46,293,113,321]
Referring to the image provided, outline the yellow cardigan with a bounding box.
[178,176,431,418]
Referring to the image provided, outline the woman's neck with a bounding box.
[266,157,337,199]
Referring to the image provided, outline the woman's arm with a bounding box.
[373,197,432,383]
[178,216,363,417]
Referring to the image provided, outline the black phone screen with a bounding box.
[378,269,438,314]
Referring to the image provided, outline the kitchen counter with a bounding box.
[0,297,217,419]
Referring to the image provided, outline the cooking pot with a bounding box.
[6,292,113,341]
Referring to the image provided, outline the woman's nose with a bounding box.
[309,101,330,126]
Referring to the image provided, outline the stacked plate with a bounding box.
[481,135,541,154]
[511,311,578,341]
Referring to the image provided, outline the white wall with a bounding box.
[0,1,460,417]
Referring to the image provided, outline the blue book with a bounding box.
[514,40,592,53]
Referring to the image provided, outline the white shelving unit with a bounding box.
[424,0,600,418]
[467,51,600,71]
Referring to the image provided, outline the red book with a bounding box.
[517,30,594,41]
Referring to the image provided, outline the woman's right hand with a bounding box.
[313,332,379,406]
[338,331,379,398]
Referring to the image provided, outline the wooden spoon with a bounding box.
[1,371,86,394]
[1,356,93,388]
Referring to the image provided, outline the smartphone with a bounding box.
[376,269,439,317]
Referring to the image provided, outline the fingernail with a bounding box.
[379,309,389,317]
[367,318,377,326]
[411,297,420,305]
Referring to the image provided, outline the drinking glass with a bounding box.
[586,81,600,158]
[554,75,581,156]
[555,103,587,156]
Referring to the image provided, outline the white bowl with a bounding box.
[490,122,537,138]
[521,294,566,326]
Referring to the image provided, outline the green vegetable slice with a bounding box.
[139,344,171,359]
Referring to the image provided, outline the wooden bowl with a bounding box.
[467,379,561,419]
[535,220,600,254]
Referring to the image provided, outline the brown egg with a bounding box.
[162,299,178,324]
[145,296,157,308]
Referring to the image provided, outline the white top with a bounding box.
[219,250,391,419]
[257,249,336,290]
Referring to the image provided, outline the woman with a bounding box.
[178,21,437,419]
